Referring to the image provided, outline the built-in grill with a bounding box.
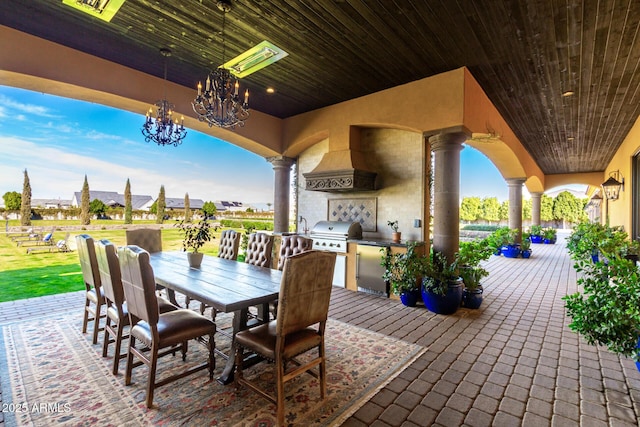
[310,221,363,253]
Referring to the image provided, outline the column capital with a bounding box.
[506,177,527,187]
[530,192,543,197]
[429,132,468,152]
[267,156,295,169]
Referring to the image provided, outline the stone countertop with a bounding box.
[348,238,426,248]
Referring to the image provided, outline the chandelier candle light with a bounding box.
[192,0,249,129]
[141,48,187,147]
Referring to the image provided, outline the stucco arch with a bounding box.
[0,26,283,159]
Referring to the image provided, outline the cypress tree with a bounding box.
[20,169,32,226]
[156,185,166,224]
[80,175,91,225]
[124,178,132,224]
[184,192,191,222]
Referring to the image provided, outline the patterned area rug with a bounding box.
[0,312,424,426]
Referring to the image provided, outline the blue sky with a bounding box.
[0,85,543,205]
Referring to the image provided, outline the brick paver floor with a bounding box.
[1,233,639,426]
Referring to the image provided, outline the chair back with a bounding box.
[277,251,336,336]
[76,234,101,292]
[126,228,162,253]
[95,239,125,308]
[218,229,240,260]
[277,235,313,270]
[245,232,274,268]
[118,245,159,326]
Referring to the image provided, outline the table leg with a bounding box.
[217,307,248,385]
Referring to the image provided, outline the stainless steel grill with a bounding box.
[309,221,363,253]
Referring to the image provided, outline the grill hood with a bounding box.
[303,149,376,192]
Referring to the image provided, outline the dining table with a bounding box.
[149,251,282,384]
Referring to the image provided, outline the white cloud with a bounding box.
[0,94,59,118]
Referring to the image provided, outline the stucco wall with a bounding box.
[605,115,640,233]
[297,129,426,241]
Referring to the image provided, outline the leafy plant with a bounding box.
[422,250,459,296]
[486,226,517,252]
[564,256,640,360]
[567,221,628,261]
[455,238,492,291]
[543,227,557,240]
[387,220,399,232]
[381,242,421,295]
[530,224,543,237]
[520,232,531,251]
[177,216,212,253]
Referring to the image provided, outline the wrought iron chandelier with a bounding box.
[192,0,249,129]
[142,48,187,147]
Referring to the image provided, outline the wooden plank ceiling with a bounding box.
[1,0,640,175]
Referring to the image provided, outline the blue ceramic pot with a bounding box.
[530,235,543,244]
[521,249,532,259]
[462,287,483,309]
[399,289,420,307]
[501,245,521,258]
[421,277,463,315]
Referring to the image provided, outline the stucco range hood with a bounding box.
[303,149,377,192]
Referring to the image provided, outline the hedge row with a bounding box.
[461,224,500,232]
[220,219,273,231]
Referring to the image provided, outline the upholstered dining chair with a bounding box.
[125,228,178,306]
[218,229,241,260]
[244,232,274,268]
[118,245,216,408]
[95,239,178,375]
[276,234,313,270]
[234,250,337,426]
[76,234,105,345]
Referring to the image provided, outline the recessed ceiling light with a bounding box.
[562,91,575,97]
[266,87,275,94]
[62,0,126,22]
[567,137,575,141]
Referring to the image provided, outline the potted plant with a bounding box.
[529,225,544,244]
[490,227,520,258]
[543,227,557,244]
[421,250,463,315]
[520,232,532,258]
[381,242,421,306]
[387,220,401,243]
[455,238,493,309]
[177,216,212,268]
[487,226,513,256]
[564,255,640,371]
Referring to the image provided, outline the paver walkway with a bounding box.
[1,233,639,426]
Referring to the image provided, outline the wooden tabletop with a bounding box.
[149,251,281,313]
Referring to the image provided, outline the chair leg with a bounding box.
[276,356,285,426]
[319,344,326,399]
[82,298,90,333]
[146,345,159,408]
[91,303,102,344]
[101,316,112,357]
[208,333,215,379]
[234,346,244,389]
[125,336,135,386]
[112,322,125,376]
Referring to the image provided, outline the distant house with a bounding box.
[31,199,72,209]
[164,197,205,211]
[71,191,153,210]
[215,201,244,212]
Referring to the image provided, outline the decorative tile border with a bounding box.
[328,198,377,231]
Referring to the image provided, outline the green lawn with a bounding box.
[0,220,234,303]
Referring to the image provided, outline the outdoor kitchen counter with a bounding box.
[348,238,426,248]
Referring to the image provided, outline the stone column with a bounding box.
[267,156,295,233]
[507,178,527,243]
[429,132,467,264]
[531,192,542,226]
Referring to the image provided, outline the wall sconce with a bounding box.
[588,192,602,208]
[601,171,624,201]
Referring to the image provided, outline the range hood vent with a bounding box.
[302,149,377,192]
